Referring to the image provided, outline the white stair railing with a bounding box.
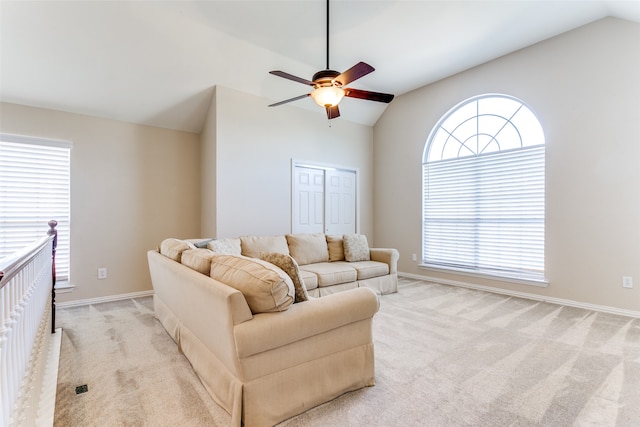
[0,221,59,427]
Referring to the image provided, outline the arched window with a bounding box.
[422,94,546,283]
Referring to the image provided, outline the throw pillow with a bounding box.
[208,238,242,255]
[209,255,294,314]
[326,235,345,262]
[285,233,329,265]
[181,248,217,275]
[261,252,309,303]
[343,234,370,262]
[240,235,290,258]
[159,238,196,262]
[194,238,216,249]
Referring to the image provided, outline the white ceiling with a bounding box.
[1,1,639,132]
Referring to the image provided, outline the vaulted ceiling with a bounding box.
[1,1,639,132]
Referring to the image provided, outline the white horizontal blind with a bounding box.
[423,145,545,280]
[0,135,71,281]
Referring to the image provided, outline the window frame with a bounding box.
[421,94,547,286]
[0,133,72,285]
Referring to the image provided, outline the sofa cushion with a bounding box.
[286,233,329,265]
[343,234,370,262]
[159,238,195,262]
[240,235,290,258]
[208,238,242,255]
[299,262,357,287]
[209,255,294,314]
[299,269,318,290]
[181,248,217,275]
[334,260,389,280]
[326,235,345,262]
[261,252,309,303]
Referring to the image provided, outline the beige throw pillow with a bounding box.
[240,235,290,258]
[210,255,294,314]
[261,252,309,303]
[285,233,329,265]
[181,248,217,275]
[326,235,345,262]
[159,238,195,262]
[343,234,370,262]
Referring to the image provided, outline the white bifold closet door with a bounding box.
[292,165,356,235]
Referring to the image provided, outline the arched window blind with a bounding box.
[422,94,546,283]
[0,134,71,282]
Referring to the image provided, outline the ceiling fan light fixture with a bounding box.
[311,86,345,107]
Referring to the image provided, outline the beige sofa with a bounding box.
[147,232,395,426]
[205,233,399,297]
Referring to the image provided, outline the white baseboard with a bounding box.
[56,290,154,309]
[399,272,640,319]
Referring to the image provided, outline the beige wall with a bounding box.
[0,103,201,303]
[374,17,640,312]
[202,86,374,239]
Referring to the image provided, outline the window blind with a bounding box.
[423,145,545,281]
[0,135,71,282]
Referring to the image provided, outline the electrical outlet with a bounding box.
[98,268,108,280]
[622,276,633,289]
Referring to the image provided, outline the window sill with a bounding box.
[55,281,75,294]
[419,264,549,288]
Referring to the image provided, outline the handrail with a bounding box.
[0,235,52,288]
[0,220,58,331]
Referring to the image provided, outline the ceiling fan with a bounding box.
[268,0,394,120]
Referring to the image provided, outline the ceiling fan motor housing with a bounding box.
[313,69,341,87]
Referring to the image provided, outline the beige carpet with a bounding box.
[55,278,640,426]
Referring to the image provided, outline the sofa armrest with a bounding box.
[369,248,400,274]
[234,287,379,358]
[148,250,254,369]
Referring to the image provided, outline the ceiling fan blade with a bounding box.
[269,70,314,86]
[268,93,311,107]
[344,88,395,103]
[326,105,340,120]
[334,62,374,86]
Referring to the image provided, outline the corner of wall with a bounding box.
[200,86,218,237]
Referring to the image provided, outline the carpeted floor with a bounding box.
[54,278,640,426]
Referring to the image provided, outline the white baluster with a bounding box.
[1,234,56,426]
